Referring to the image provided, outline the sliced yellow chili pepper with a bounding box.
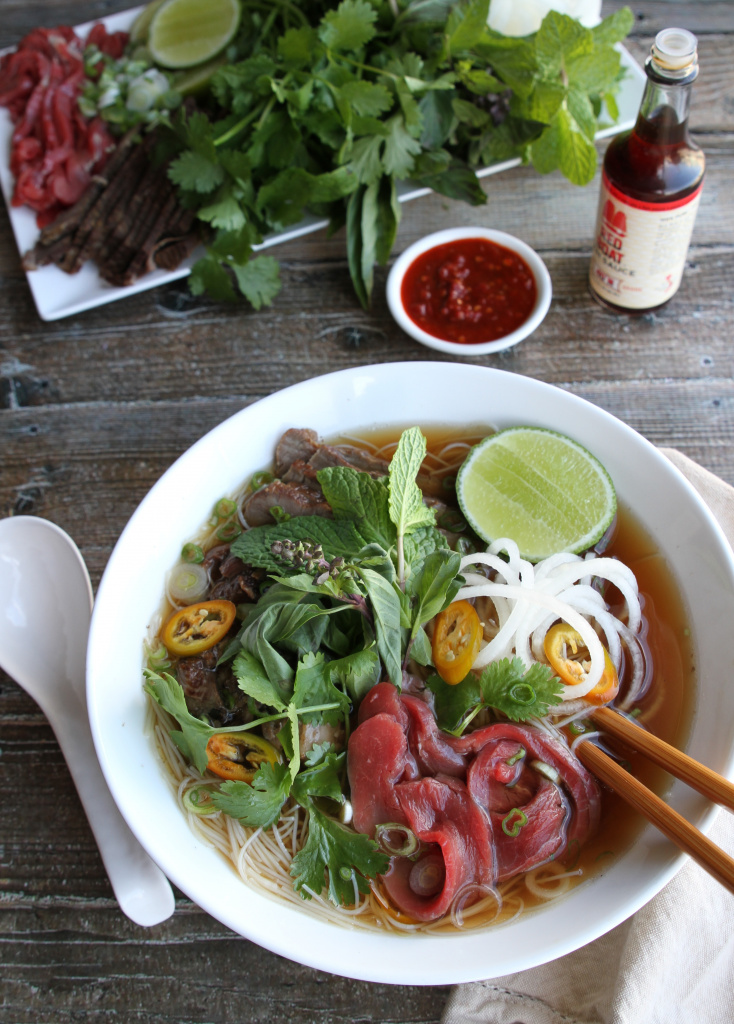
[543,623,619,705]
[432,600,483,685]
[205,732,280,783]
[161,599,236,657]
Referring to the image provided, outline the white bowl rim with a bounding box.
[386,228,553,355]
[86,361,734,986]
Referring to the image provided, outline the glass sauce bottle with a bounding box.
[589,28,705,313]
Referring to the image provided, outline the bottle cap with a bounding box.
[651,28,698,74]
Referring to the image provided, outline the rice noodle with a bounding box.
[457,542,642,703]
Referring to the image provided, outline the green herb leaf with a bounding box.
[231,517,369,569]
[478,657,564,721]
[211,762,292,827]
[144,669,213,773]
[232,254,282,309]
[355,567,403,687]
[293,651,351,726]
[389,429,435,536]
[319,0,378,51]
[292,749,346,803]
[290,802,389,905]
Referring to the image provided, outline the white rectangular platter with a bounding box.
[0,7,645,321]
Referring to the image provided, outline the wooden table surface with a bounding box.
[1,1,732,1021]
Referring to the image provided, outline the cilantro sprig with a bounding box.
[427,656,565,734]
[164,0,634,308]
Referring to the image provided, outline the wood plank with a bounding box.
[0,907,448,1023]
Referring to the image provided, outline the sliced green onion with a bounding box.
[183,786,217,816]
[216,520,242,542]
[568,719,588,735]
[441,475,456,492]
[630,708,642,718]
[501,808,528,838]
[339,866,354,881]
[181,542,205,564]
[531,760,560,784]
[270,505,291,524]
[145,639,171,671]
[509,683,536,706]
[250,471,274,492]
[375,822,419,857]
[215,497,237,520]
[505,746,526,767]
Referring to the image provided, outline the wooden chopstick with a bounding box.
[591,705,734,812]
[576,740,734,895]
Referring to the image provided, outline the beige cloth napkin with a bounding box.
[442,449,734,1024]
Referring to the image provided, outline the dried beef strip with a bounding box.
[152,229,199,271]
[21,124,200,285]
[31,126,141,248]
[99,165,176,284]
[58,140,152,273]
[117,192,179,286]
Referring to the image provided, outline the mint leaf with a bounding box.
[211,762,292,828]
[290,803,389,905]
[535,11,593,75]
[317,467,393,548]
[389,428,436,539]
[231,517,368,569]
[444,0,490,57]
[591,7,635,49]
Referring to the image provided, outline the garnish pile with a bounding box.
[145,428,565,905]
[164,0,634,307]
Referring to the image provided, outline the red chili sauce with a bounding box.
[400,237,537,345]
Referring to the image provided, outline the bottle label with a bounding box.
[589,173,703,310]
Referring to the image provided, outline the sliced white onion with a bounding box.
[457,582,605,698]
[456,541,642,703]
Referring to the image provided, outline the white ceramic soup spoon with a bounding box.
[0,515,175,926]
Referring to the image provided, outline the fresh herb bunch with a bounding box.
[163,0,634,308]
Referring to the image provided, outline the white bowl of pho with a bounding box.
[86,362,734,985]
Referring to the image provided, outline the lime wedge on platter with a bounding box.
[456,427,617,562]
[148,0,241,69]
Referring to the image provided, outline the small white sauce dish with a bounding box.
[386,227,552,355]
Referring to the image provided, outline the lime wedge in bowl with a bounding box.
[456,427,617,562]
[149,0,241,69]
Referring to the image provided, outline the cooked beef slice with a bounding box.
[242,479,333,526]
[176,640,248,726]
